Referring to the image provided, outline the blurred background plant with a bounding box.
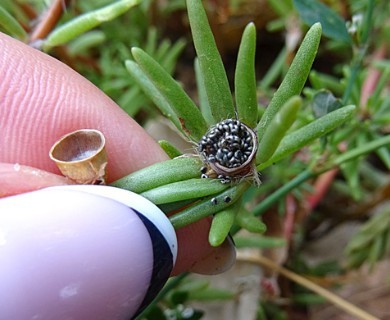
[1,0,389,319]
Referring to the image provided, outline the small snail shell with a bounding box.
[0,185,177,319]
[49,129,107,184]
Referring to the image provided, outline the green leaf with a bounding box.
[345,209,390,269]
[235,22,258,128]
[186,0,235,121]
[340,153,362,200]
[257,105,355,171]
[140,178,229,205]
[259,46,287,90]
[256,96,301,164]
[332,134,390,170]
[187,288,235,301]
[67,31,106,55]
[311,90,343,118]
[209,205,237,247]
[43,0,141,51]
[257,23,322,140]
[130,48,208,141]
[170,183,250,229]
[293,0,352,43]
[234,236,286,249]
[195,58,214,125]
[125,60,182,133]
[235,208,267,234]
[309,71,344,96]
[161,38,187,75]
[0,5,27,40]
[111,157,202,194]
[158,140,182,159]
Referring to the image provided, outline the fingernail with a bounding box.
[0,185,177,319]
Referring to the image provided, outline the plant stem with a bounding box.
[330,135,390,169]
[29,0,70,42]
[237,254,380,320]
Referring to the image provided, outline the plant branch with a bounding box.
[237,253,380,320]
[29,0,70,43]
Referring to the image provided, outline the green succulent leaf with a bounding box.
[209,205,237,247]
[0,5,27,40]
[158,140,182,159]
[112,157,202,194]
[345,209,390,269]
[43,0,141,51]
[257,23,322,140]
[186,0,235,122]
[195,58,214,125]
[234,236,286,249]
[125,60,182,133]
[131,47,208,141]
[140,178,229,205]
[235,208,267,234]
[235,22,258,128]
[256,96,301,164]
[258,104,356,170]
[187,288,235,301]
[170,183,250,229]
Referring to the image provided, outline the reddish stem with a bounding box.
[29,0,71,43]
[360,43,388,115]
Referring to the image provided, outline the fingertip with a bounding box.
[0,32,168,181]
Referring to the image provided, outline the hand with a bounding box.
[0,32,235,319]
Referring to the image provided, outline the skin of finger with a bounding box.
[0,32,168,181]
[173,217,236,275]
[0,163,72,197]
[0,32,235,275]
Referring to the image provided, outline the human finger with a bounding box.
[0,185,176,319]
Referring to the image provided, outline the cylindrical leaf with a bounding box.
[257,23,322,139]
[209,207,237,247]
[256,96,301,164]
[0,6,27,40]
[195,58,214,125]
[140,178,229,204]
[235,208,267,234]
[43,0,140,50]
[158,140,182,159]
[257,105,355,170]
[170,183,250,229]
[186,0,235,121]
[111,157,202,193]
[125,60,182,133]
[235,23,258,128]
[131,48,208,141]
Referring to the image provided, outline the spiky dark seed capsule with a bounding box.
[197,119,258,183]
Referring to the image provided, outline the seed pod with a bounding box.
[197,119,258,183]
[49,129,107,184]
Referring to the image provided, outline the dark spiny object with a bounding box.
[198,119,258,183]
